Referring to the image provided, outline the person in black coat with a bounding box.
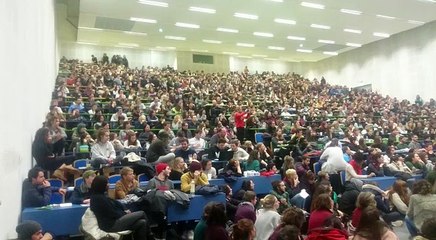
[338,180,362,216]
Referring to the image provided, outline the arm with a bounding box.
[108,143,116,159]
[196,173,209,186]
[145,179,156,191]
[114,181,126,199]
[346,164,369,179]
[406,196,414,219]
[28,185,51,207]
[391,193,408,215]
[239,149,249,161]
[70,186,85,204]
[180,173,192,193]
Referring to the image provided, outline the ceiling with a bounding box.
[73,0,436,62]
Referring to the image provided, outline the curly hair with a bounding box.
[412,180,432,195]
[280,207,305,229]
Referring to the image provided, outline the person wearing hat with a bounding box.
[16,220,53,240]
[146,163,174,191]
[71,170,96,204]
[180,161,209,193]
[146,131,175,164]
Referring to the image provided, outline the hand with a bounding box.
[194,170,201,178]
[280,199,287,205]
[124,210,131,214]
[42,180,51,188]
[43,232,53,240]
[58,188,66,195]
[83,199,91,204]
[368,173,376,177]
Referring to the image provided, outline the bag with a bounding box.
[394,172,412,181]
[132,187,146,197]
[126,152,141,162]
[195,185,221,195]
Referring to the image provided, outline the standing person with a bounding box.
[320,138,347,174]
[16,220,53,240]
[406,180,436,237]
[353,206,399,240]
[255,194,280,240]
[234,106,249,142]
[146,131,175,164]
[46,116,67,156]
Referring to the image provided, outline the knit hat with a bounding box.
[16,220,41,239]
[82,170,96,179]
[156,163,168,175]
[189,161,202,173]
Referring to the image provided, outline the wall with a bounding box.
[302,21,436,102]
[229,57,311,74]
[177,51,229,73]
[0,0,57,238]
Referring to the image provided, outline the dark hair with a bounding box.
[412,180,433,195]
[201,159,211,169]
[91,175,108,194]
[179,137,189,144]
[243,190,256,202]
[217,138,227,144]
[202,201,216,220]
[33,127,50,143]
[272,180,284,193]
[28,167,44,180]
[241,180,254,191]
[206,202,227,226]
[323,215,344,230]
[355,206,389,240]
[421,217,436,239]
[277,225,300,240]
[281,207,305,228]
[232,219,254,240]
[353,151,366,164]
[311,193,332,212]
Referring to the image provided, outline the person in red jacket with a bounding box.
[306,215,348,240]
[234,106,249,142]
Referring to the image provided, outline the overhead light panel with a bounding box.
[175,22,200,29]
[238,56,253,59]
[155,46,176,50]
[138,0,168,7]
[78,27,103,31]
[77,41,99,45]
[340,9,362,15]
[265,58,278,61]
[237,43,255,47]
[323,51,338,56]
[346,42,362,47]
[274,18,296,25]
[118,43,139,47]
[191,49,209,53]
[344,28,362,34]
[301,2,325,9]
[408,20,425,25]
[376,14,396,20]
[268,46,285,50]
[188,6,216,14]
[373,32,390,38]
[270,0,283,2]
[287,35,306,41]
[216,27,239,33]
[165,35,186,40]
[223,52,239,55]
[318,39,335,44]
[252,54,267,57]
[253,32,274,37]
[203,39,222,44]
[130,17,157,23]
[297,49,312,53]
[311,24,331,29]
[234,12,258,20]
[123,31,147,36]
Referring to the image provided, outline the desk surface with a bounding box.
[167,193,226,222]
[361,175,423,190]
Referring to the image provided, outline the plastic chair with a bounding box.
[50,192,65,204]
[108,174,121,184]
[48,178,64,188]
[255,133,264,143]
[74,159,89,170]
[75,177,84,187]
[137,173,149,182]
[313,162,321,174]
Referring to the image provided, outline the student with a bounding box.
[235,191,257,223]
[180,161,209,193]
[16,220,53,240]
[70,170,96,204]
[255,194,280,240]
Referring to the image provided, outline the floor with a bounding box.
[393,224,411,240]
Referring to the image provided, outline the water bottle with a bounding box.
[190,180,195,195]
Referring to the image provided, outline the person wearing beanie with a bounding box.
[16,220,53,240]
[180,161,209,193]
[71,170,96,204]
[145,163,174,191]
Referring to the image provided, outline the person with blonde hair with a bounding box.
[115,167,139,200]
[351,192,376,229]
[254,194,280,240]
[283,169,301,199]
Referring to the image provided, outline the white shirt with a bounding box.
[254,209,280,240]
[189,137,206,151]
[320,146,347,173]
[91,142,116,160]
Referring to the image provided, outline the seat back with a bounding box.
[75,177,84,187]
[137,173,149,182]
[313,162,321,174]
[108,174,121,184]
[255,133,264,143]
[74,159,89,170]
[48,178,64,188]
[50,192,65,204]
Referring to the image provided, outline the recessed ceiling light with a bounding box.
[346,42,362,47]
[175,22,200,29]
[158,28,163,32]
[237,43,255,47]
[323,51,338,56]
[301,2,325,9]
[268,46,285,50]
[344,28,362,34]
[373,32,390,38]
[216,27,239,33]
[318,39,335,44]
[299,43,303,47]
[408,20,425,25]
[78,27,104,31]
[253,32,274,37]
[191,49,209,52]
[376,14,396,20]
[340,9,362,15]
[123,31,147,36]
[239,56,253,59]
[297,49,312,53]
[223,52,239,55]
[202,39,222,44]
[287,35,306,41]
[165,35,186,40]
[311,24,331,30]
[118,43,139,47]
[156,46,176,50]
[137,0,168,7]
[115,45,135,49]
[234,12,258,20]
[252,54,267,57]
[130,17,157,23]
[270,0,283,2]
[274,18,296,25]
[77,41,99,45]
[265,58,278,61]
[188,6,216,14]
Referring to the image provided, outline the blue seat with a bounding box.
[137,173,149,182]
[73,159,89,170]
[313,162,321,174]
[255,133,264,143]
[108,174,121,184]
[50,192,64,204]
[74,177,83,187]
[48,178,63,188]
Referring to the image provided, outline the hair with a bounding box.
[272,180,285,193]
[266,162,276,171]
[33,127,50,143]
[243,190,257,202]
[247,150,259,163]
[280,207,305,229]
[120,167,134,177]
[229,139,240,146]
[241,180,254,191]
[260,194,278,209]
[390,154,401,162]
[421,217,436,239]
[317,171,329,181]
[323,215,345,230]
[353,151,366,164]
[170,157,185,173]
[412,180,433,195]
[206,202,227,226]
[356,192,376,209]
[28,166,44,180]
[97,129,109,142]
[310,182,332,211]
[283,155,295,170]
[285,169,297,179]
[277,225,300,240]
[311,193,332,212]
[201,202,215,221]
[91,175,108,194]
[231,219,254,240]
[388,180,410,206]
[109,132,117,141]
[328,138,339,147]
[217,138,227,144]
[355,206,389,240]
[179,137,189,144]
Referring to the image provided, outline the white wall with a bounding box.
[229,57,311,74]
[0,0,57,238]
[302,21,436,102]
[177,51,230,73]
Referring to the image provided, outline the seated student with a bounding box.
[22,167,66,208]
[202,159,217,179]
[367,152,385,177]
[205,202,230,240]
[234,180,255,201]
[174,138,197,163]
[295,156,311,179]
[231,219,256,240]
[169,157,187,181]
[146,131,175,164]
[91,129,124,168]
[338,180,362,216]
[306,215,348,240]
[244,150,261,172]
[225,158,243,176]
[145,163,174,191]
[180,161,209,193]
[71,170,96,204]
[387,180,410,217]
[270,180,291,214]
[229,139,249,161]
[169,131,186,151]
[194,202,215,240]
[308,193,334,232]
[222,185,240,222]
[351,192,377,229]
[345,152,376,182]
[123,130,142,151]
[415,218,436,240]
[261,162,278,176]
[255,195,281,240]
[189,129,206,152]
[406,180,436,237]
[255,142,273,165]
[388,155,413,174]
[235,190,257,223]
[206,138,232,162]
[406,152,427,174]
[269,207,306,240]
[115,167,139,200]
[16,220,53,240]
[283,169,302,199]
[353,206,399,240]
[90,175,153,239]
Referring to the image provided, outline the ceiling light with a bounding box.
[270,0,283,2]
[118,43,139,47]
[344,28,362,34]
[78,27,104,31]
[137,0,168,7]
[268,46,285,50]
[234,12,258,20]
[115,45,135,49]
[203,39,222,44]
[188,6,216,14]
[191,49,209,52]
[299,43,303,47]
[301,2,325,9]
[346,42,362,47]
[323,51,338,56]
[340,9,362,15]
[265,58,278,61]
[274,18,296,25]
[223,52,239,55]
[253,32,274,37]
[318,39,335,44]
[297,49,312,53]
[156,46,176,50]
[77,41,99,45]
[287,35,306,41]
[252,54,267,57]
[311,24,331,30]
[373,32,390,38]
[175,22,200,29]
[408,20,425,25]
[130,17,157,23]
[123,31,147,36]
[165,35,186,40]
[216,27,239,33]
[237,43,255,47]
[239,56,253,59]
[376,14,396,20]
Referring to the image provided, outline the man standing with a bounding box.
[234,106,249,142]
[22,167,65,208]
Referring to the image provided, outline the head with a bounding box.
[232,219,256,240]
[216,138,227,150]
[260,194,279,210]
[277,225,300,240]
[272,180,286,194]
[179,138,189,150]
[28,167,45,186]
[242,180,255,191]
[285,169,298,181]
[16,221,43,240]
[281,207,306,229]
[302,156,310,166]
[317,171,330,181]
[283,155,295,169]
[356,192,376,209]
[311,193,333,211]
[202,159,212,171]
[157,131,170,143]
[206,202,227,226]
[82,170,96,187]
[156,163,171,178]
[230,139,240,151]
[353,151,366,165]
[34,127,51,144]
[120,167,135,182]
[97,129,110,143]
[421,218,436,239]
[243,190,257,205]
[91,175,108,194]
[412,180,433,195]
[189,161,202,174]
[171,157,186,172]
